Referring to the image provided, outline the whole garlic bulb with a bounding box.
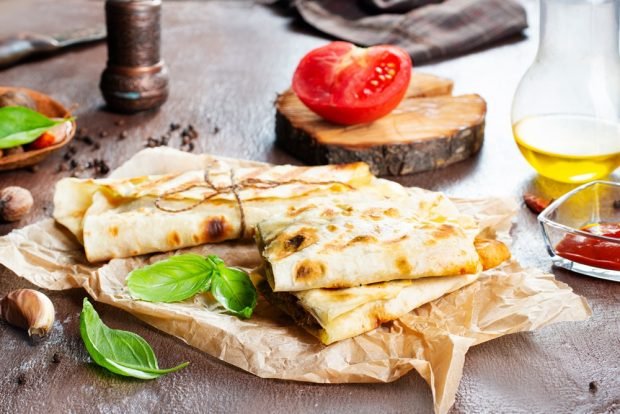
[0,289,55,338]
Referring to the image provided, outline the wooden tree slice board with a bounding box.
[275,72,486,176]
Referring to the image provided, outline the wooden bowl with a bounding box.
[0,87,76,171]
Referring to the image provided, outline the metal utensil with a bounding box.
[0,26,106,69]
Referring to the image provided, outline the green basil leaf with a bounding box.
[80,298,188,380]
[205,254,225,267]
[0,106,69,149]
[211,265,257,319]
[125,253,257,319]
[127,254,215,302]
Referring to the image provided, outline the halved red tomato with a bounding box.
[292,41,412,125]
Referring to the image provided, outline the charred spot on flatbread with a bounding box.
[369,306,396,330]
[317,288,356,303]
[338,205,354,216]
[387,234,409,244]
[295,259,326,282]
[432,223,458,239]
[286,204,317,218]
[268,227,319,260]
[347,235,378,245]
[108,226,119,237]
[201,216,231,242]
[167,231,181,247]
[320,234,377,253]
[287,235,306,249]
[395,256,412,275]
[361,208,384,221]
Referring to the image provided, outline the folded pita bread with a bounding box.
[254,268,480,345]
[256,197,482,291]
[53,162,410,262]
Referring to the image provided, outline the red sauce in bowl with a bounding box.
[555,222,620,271]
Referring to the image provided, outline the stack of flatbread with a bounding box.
[253,193,510,344]
[53,159,510,345]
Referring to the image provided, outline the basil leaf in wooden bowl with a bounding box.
[0,87,76,171]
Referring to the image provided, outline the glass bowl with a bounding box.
[539,180,620,282]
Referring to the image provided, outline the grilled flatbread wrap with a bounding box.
[254,268,480,345]
[53,162,410,262]
[256,197,482,291]
[254,237,510,345]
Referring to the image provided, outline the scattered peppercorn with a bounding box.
[17,372,28,385]
[78,135,94,146]
[589,381,598,394]
[119,131,128,140]
[181,125,198,140]
[99,131,108,138]
[145,133,172,148]
[92,158,110,176]
[115,119,125,127]
[52,352,62,364]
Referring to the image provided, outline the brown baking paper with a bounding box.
[0,148,591,414]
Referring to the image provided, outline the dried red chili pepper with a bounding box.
[523,193,553,214]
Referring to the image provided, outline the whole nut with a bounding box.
[0,289,55,338]
[0,186,33,222]
[0,91,37,110]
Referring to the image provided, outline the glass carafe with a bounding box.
[512,0,620,183]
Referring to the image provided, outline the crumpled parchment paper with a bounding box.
[0,148,591,414]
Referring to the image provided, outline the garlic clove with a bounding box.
[0,289,55,338]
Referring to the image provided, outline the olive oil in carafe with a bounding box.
[513,115,620,183]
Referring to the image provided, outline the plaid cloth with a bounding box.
[275,0,527,64]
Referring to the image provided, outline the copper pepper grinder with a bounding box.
[100,0,169,113]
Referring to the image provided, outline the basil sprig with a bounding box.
[127,254,216,303]
[126,254,257,318]
[80,298,188,380]
[0,106,72,149]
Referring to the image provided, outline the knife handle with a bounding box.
[0,35,57,69]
